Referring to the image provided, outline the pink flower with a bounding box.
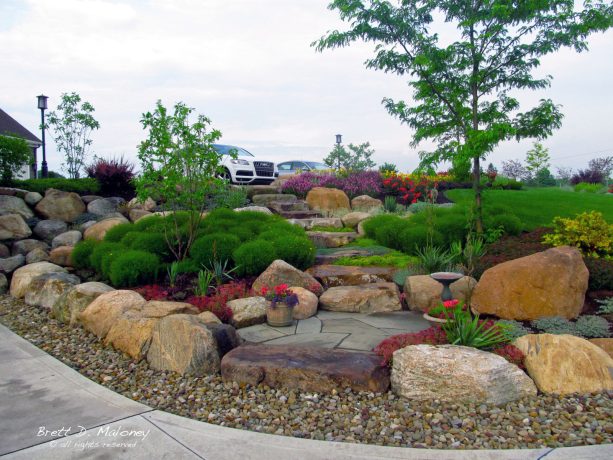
[443,299,459,309]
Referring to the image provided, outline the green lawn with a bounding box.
[446,187,612,230]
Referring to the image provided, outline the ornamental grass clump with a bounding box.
[441,303,511,349]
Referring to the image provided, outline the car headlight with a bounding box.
[230,159,250,165]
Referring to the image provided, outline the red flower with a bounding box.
[260,286,269,296]
[274,284,289,295]
[443,299,459,308]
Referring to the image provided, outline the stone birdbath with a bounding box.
[422,272,464,326]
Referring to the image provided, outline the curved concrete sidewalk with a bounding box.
[0,324,611,460]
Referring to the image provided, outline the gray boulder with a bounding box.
[88,198,122,216]
[51,230,82,249]
[0,196,34,219]
[24,272,81,309]
[0,243,9,258]
[0,273,7,294]
[33,220,68,243]
[26,247,49,264]
[11,239,48,256]
[0,254,26,274]
[24,192,43,206]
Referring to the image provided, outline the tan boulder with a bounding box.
[10,262,66,298]
[24,272,81,309]
[319,282,402,314]
[391,345,537,405]
[351,195,383,211]
[307,231,357,248]
[513,334,613,395]
[0,196,33,219]
[128,197,157,211]
[129,209,152,222]
[589,338,613,359]
[227,296,268,328]
[25,247,49,264]
[83,217,130,241]
[306,218,343,229]
[104,301,197,360]
[49,246,74,267]
[146,314,222,375]
[472,246,588,320]
[341,212,371,228]
[79,290,146,339]
[253,259,323,296]
[35,188,85,222]
[404,275,477,313]
[290,286,318,319]
[306,187,350,212]
[0,214,32,241]
[51,281,115,325]
[308,264,396,287]
[198,311,222,324]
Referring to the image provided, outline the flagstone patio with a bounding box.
[237,311,431,351]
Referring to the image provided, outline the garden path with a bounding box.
[237,311,430,351]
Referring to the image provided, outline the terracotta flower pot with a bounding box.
[266,302,294,327]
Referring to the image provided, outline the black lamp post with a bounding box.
[37,94,49,178]
[335,134,342,145]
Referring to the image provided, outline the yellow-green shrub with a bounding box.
[542,211,612,258]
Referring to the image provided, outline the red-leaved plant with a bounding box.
[85,155,136,199]
[187,280,252,323]
[135,284,169,301]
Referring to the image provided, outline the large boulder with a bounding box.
[35,189,85,222]
[291,286,318,319]
[104,301,198,361]
[0,196,34,219]
[11,239,48,256]
[351,195,383,211]
[24,191,43,206]
[513,334,613,395]
[589,338,613,359]
[10,262,67,298]
[0,214,32,241]
[252,260,323,296]
[227,297,268,328]
[79,290,147,339]
[51,281,115,325]
[0,254,25,274]
[146,314,224,375]
[83,217,129,241]
[391,345,537,405]
[221,344,390,393]
[128,197,156,212]
[307,231,357,248]
[404,275,477,313]
[24,272,81,309]
[33,220,68,243]
[49,246,74,267]
[319,282,402,314]
[341,212,371,229]
[88,198,121,217]
[472,246,589,320]
[306,187,350,212]
[308,265,396,287]
[51,230,82,249]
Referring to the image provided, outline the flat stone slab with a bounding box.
[315,247,375,264]
[264,332,348,349]
[307,264,397,287]
[307,231,357,248]
[221,344,390,393]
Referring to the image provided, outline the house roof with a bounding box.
[0,108,42,145]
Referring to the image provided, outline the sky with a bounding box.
[1,0,612,175]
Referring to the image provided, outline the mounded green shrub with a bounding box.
[435,215,469,245]
[175,258,199,274]
[269,235,316,270]
[130,233,172,262]
[103,223,134,243]
[190,233,241,268]
[90,242,124,273]
[574,315,611,338]
[120,231,142,247]
[233,240,277,276]
[362,215,403,239]
[485,214,523,236]
[71,239,98,269]
[100,247,126,279]
[109,250,160,287]
[398,226,444,255]
[374,222,405,249]
[132,215,164,231]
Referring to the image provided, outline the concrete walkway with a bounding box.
[1,324,611,460]
[238,311,431,351]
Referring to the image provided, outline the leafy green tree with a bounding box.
[46,92,100,179]
[0,134,32,183]
[136,100,226,260]
[314,0,612,232]
[525,142,551,179]
[324,141,376,171]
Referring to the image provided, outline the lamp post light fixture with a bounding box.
[37,94,49,178]
[335,134,342,145]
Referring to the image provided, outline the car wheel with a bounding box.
[218,168,233,183]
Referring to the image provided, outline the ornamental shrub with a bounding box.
[103,223,134,243]
[269,235,316,270]
[398,226,443,255]
[574,315,611,338]
[132,215,164,231]
[585,254,613,291]
[531,316,575,335]
[130,233,173,262]
[11,178,100,195]
[574,182,604,193]
[435,215,469,245]
[496,320,530,340]
[542,211,613,258]
[85,155,135,199]
[362,214,403,240]
[174,258,199,274]
[90,242,124,274]
[120,231,142,247]
[190,233,241,268]
[485,214,523,237]
[71,239,98,269]
[100,248,125,279]
[233,240,277,276]
[374,222,406,249]
[109,250,160,287]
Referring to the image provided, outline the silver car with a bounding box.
[276,161,328,175]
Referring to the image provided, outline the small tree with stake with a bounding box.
[136,100,227,261]
[314,0,612,232]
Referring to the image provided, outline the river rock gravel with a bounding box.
[1,294,611,450]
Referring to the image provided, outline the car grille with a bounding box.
[254,161,274,177]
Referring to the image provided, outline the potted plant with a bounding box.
[261,284,299,327]
[423,299,464,326]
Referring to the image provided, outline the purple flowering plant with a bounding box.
[281,171,383,198]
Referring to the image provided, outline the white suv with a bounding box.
[213,144,278,185]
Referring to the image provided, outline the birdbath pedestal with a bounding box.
[430,272,463,302]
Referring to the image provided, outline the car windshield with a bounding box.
[212,144,254,157]
[305,162,326,169]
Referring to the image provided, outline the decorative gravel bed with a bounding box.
[1,294,612,450]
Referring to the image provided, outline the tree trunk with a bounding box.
[472,156,483,234]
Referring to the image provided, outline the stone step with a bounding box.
[307,231,357,248]
[280,210,322,219]
[251,194,297,206]
[314,248,374,264]
[242,185,280,199]
[220,344,390,393]
[307,265,397,287]
[268,201,310,213]
[319,282,402,314]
